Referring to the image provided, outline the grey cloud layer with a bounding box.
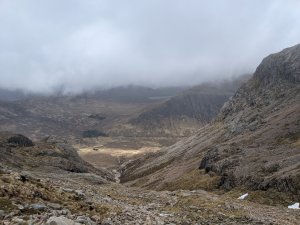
[0,0,300,93]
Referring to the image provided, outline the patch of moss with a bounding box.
[161,169,221,191]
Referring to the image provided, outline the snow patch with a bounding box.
[238,193,248,200]
[288,203,299,209]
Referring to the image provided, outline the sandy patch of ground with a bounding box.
[78,146,160,169]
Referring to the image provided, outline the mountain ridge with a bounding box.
[128,76,250,137]
[121,44,300,197]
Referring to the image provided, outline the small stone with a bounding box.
[58,209,71,216]
[74,190,85,199]
[61,188,74,193]
[91,215,101,222]
[75,190,84,196]
[17,205,25,210]
[75,215,95,224]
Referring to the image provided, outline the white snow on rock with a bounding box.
[288,203,299,209]
[238,193,248,200]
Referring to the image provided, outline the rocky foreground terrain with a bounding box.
[1,161,300,225]
[0,45,300,225]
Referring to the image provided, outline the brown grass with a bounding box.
[161,169,221,191]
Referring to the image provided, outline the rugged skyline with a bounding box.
[0,0,300,93]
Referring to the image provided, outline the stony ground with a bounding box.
[1,166,299,225]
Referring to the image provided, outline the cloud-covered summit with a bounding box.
[0,0,299,93]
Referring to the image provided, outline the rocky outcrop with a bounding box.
[7,134,34,147]
[121,44,300,195]
[0,132,113,180]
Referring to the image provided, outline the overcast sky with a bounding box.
[0,0,299,93]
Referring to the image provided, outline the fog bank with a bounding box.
[0,0,299,93]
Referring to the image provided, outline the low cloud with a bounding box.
[0,0,299,93]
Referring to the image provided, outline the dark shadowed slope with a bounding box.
[121,44,300,197]
[129,76,249,137]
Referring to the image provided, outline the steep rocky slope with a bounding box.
[129,77,249,137]
[121,44,300,197]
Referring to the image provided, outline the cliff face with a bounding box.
[121,44,300,196]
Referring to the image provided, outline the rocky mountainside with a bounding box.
[0,95,155,143]
[129,76,249,137]
[90,85,186,103]
[121,44,300,198]
[0,132,113,181]
[0,89,25,101]
[0,86,186,148]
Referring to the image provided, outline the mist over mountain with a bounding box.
[0,1,300,93]
[1,1,300,224]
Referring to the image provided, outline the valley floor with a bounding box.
[78,145,160,170]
